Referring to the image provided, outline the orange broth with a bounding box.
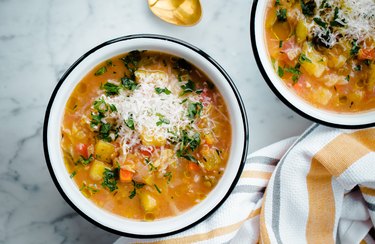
[265,0,375,112]
[61,51,231,220]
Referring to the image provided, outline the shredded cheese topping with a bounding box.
[102,70,202,154]
[310,0,375,47]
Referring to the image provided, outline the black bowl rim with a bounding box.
[43,34,249,238]
[250,0,375,129]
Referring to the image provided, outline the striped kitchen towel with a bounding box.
[115,124,375,244]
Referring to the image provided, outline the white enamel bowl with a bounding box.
[43,34,249,237]
[251,0,375,128]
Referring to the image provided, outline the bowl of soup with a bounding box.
[43,34,249,237]
[251,0,375,128]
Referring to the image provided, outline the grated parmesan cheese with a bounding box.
[309,0,375,47]
[102,70,202,155]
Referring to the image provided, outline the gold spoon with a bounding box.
[148,0,202,26]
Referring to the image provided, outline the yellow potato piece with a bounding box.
[140,133,166,147]
[200,146,221,171]
[95,140,115,163]
[301,43,327,78]
[140,192,157,212]
[89,160,108,181]
[296,20,308,43]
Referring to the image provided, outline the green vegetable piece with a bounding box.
[101,168,118,192]
[95,66,107,76]
[180,80,196,95]
[125,115,135,130]
[277,66,284,78]
[277,8,287,22]
[103,82,120,96]
[187,102,203,119]
[121,77,138,91]
[155,87,172,95]
[300,0,316,16]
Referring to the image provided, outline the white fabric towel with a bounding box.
[115,124,375,244]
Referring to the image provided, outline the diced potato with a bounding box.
[296,20,308,43]
[301,43,327,78]
[140,133,166,147]
[140,192,157,212]
[312,87,332,106]
[200,145,221,171]
[327,54,347,69]
[89,160,108,181]
[204,133,215,145]
[323,74,348,87]
[95,140,115,163]
[135,70,168,84]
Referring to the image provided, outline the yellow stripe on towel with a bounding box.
[241,170,272,180]
[314,129,375,177]
[360,186,375,197]
[306,158,336,244]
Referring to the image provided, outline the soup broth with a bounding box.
[61,51,231,220]
[265,0,375,112]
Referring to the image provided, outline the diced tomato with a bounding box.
[199,87,211,104]
[75,143,88,158]
[280,37,301,63]
[139,146,154,157]
[358,48,375,60]
[120,169,134,183]
[188,162,200,171]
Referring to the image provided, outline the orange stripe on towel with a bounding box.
[260,190,271,244]
[242,170,272,180]
[360,186,375,197]
[306,158,336,244]
[314,129,375,177]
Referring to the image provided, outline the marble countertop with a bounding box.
[0,0,312,243]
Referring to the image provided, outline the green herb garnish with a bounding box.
[102,168,118,192]
[103,82,120,96]
[155,87,172,95]
[125,115,135,130]
[95,66,107,76]
[154,184,162,194]
[187,102,203,119]
[277,8,287,22]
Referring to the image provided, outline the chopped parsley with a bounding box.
[121,50,142,75]
[180,80,196,95]
[164,172,172,184]
[155,87,172,95]
[95,66,107,76]
[277,66,284,78]
[176,130,201,163]
[101,168,118,192]
[109,104,117,112]
[125,115,135,130]
[121,77,138,91]
[350,40,360,56]
[299,53,312,63]
[313,17,327,28]
[187,102,203,119]
[154,184,162,194]
[301,0,316,17]
[156,117,170,126]
[70,171,77,178]
[277,8,287,22]
[103,82,120,96]
[76,154,93,166]
[129,180,145,199]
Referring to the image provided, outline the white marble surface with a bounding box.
[0,0,312,243]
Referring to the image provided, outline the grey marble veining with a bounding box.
[0,0,311,243]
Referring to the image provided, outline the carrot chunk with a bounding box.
[120,169,134,183]
[188,162,200,171]
[358,48,375,60]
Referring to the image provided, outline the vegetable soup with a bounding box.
[61,51,231,220]
[265,0,375,112]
